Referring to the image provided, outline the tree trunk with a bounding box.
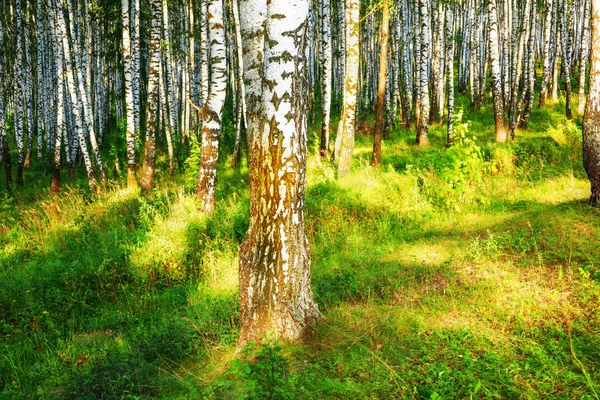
[489,0,508,142]
[0,19,11,195]
[583,0,600,205]
[561,0,573,119]
[416,0,430,146]
[15,0,25,185]
[196,0,227,213]
[372,0,390,166]
[578,0,591,115]
[539,0,555,107]
[122,0,138,188]
[231,0,247,168]
[140,0,162,193]
[320,0,332,158]
[446,4,455,145]
[336,0,360,177]
[238,0,321,347]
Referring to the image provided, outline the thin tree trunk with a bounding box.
[372,0,390,166]
[231,0,247,168]
[320,0,332,158]
[416,0,430,146]
[337,0,360,177]
[578,0,591,114]
[140,0,162,193]
[0,19,11,195]
[122,0,138,187]
[562,0,573,118]
[15,0,25,185]
[195,0,227,213]
[540,0,555,107]
[446,4,455,145]
[238,0,321,347]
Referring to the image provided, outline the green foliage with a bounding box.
[1,93,600,399]
[240,337,292,400]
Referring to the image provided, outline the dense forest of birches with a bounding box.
[0,0,597,200]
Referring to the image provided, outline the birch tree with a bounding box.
[416,0,430,146]
[140,0,162,193]
[320,0,333,158]
[195,0,227,213]
[238,0,321,345]
[583,0,600,205]
[489,0,509,142]
[336,0,360,177]
[0,17,11,195]
[122,0,137,187]
[446,3,455,145]
[371,0,390,166]
[578,0,591,115]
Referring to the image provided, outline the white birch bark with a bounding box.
[336,0,360,176]
[583,0,600,205]
[238,0,321,346]
[122,0,137,187]
[55,0,96,189]
[195,0,227,213]
[578,0,591,114]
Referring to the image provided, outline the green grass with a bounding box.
[1,95,600,399]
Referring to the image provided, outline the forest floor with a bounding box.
[1,96,600,399]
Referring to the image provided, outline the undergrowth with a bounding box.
[1,98,599,399]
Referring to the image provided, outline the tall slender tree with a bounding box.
[578,0,591,115]
[446,3,456,145]
[372,0,390,166]
[195,0,227,213]
[336,0,361,177]
[320,0,333,158]
[489,0,509,142]
[140,0,162,193]
[416,0,430,146]
[122,0,137,187]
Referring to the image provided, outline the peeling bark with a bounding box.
[239,0,321,347]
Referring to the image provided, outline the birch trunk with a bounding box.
[539,0,555,107]
[446,4,455,145]
[336,0,360,177]
[238,0,321,346]
[15,0,25,185]
[196,0,227,213]
[0,19,11,195]
[416,0,430,146]
[372,0,390,166]
[320,0,332,158]
[140,0,162,193]
[231,0,247,168]
[122,0,138,187]
[583,0,600,205]
[578,0,591,115]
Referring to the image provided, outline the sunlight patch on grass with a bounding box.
[513,175,589,205]
[130,192,207,281]
[381,240,456,266]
